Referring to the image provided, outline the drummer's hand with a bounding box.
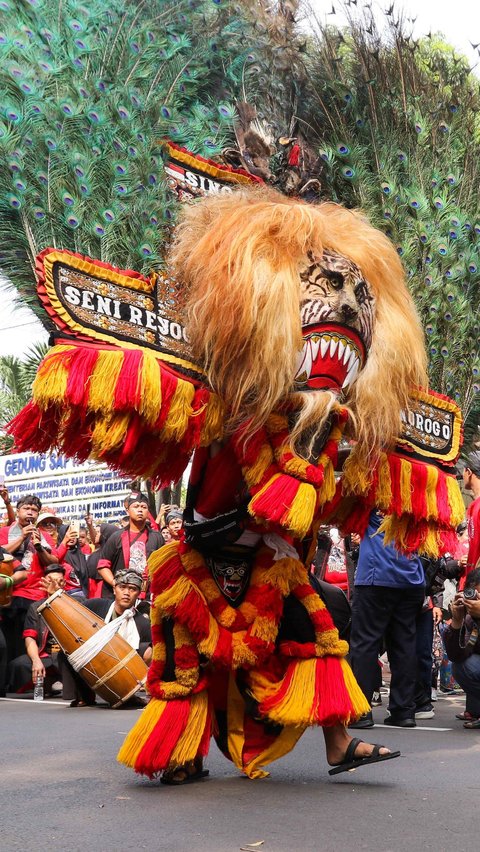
[32,657,46,682]
[40,574,63,595]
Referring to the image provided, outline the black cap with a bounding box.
[114,569,142,589]
[45,564,66,576]
[166,510,183,523]
[125,492,149,508]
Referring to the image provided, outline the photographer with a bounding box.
[443,567,480,727]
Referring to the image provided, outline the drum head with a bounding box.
[37,587,64,613]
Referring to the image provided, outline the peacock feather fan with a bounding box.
[292,2,480,422]
[0,0,267,321]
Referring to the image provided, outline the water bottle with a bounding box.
[33,674,44,702]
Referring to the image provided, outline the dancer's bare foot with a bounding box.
[323,723,393,766]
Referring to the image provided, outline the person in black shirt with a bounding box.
[97,492,163,596]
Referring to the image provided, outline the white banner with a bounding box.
[0,450,131,523]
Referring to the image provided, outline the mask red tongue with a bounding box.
[294,322,366,392]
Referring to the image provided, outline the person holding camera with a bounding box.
[443,567,480,728]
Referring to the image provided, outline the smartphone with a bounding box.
[70,519,80,536]
[0,475,5,488]
[86,503,90,516]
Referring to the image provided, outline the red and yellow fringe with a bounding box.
[7,341,224,486]
[337,448,465,557]
[248,656,369,728]
[232,407,348,539]
[117,690,212,778]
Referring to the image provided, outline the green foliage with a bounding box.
[0,341,49,452]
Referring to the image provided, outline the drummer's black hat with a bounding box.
[45,564,66,576]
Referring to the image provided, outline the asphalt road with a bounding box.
[2,692,479,852]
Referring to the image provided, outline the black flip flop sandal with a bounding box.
[328,737,401,776]
[161,761,210,786]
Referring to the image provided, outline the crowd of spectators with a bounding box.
[0,487,183,701]
[2,450,480,727]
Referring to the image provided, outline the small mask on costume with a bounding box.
[295,249,375,392]
[206,556,252,606]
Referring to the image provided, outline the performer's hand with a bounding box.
[450,594,466,628]
[433,606,443,625]
[32,657,46,682]
[23,523,37,540]
[40,574,64,595]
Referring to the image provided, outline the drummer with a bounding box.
[58,569,152,707]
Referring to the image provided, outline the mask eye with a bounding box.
[321,267,344,290]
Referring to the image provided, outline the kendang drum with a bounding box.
[0,552,14,607]
[38,590,148,707]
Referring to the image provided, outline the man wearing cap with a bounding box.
[59,569,152,706]
[97,492,163,597]
[463,451,480,580]
[166,509,184,542]
[0,495,59,662]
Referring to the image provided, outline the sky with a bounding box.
[0,0,479,360]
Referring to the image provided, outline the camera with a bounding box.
[463,588,478,601]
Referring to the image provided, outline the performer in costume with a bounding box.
[8,186,464,782]
[112,189,446,782]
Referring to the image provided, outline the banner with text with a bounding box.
[0,451,131,522]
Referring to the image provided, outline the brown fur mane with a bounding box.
[169,187,427,460]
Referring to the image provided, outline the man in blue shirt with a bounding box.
[349,511,426,727]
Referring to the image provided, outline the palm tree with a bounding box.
[0,342,49,453]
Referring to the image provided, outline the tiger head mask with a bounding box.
[170,187,427,463]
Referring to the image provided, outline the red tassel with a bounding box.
[118,414,144,459]
[410,461,428,519]
[134,699,191,777]
[312,657,353,725]
[435,469,451,525]
[65,347,99,407]
[250,474,300,524]
[114,350,142,410]
[60,409,93,461]
[288,143,301,166]
[7,401,45,449]
[153,366,178,431]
